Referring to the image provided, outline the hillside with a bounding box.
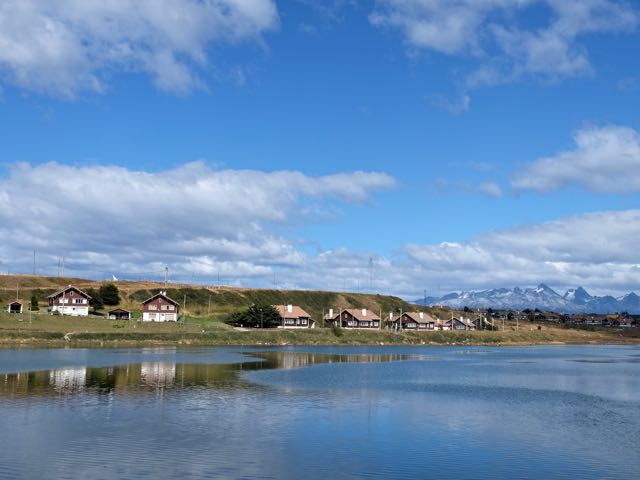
[0,274,432,322]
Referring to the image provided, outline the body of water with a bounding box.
[0,345,638,479]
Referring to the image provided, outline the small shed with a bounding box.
[7,301,23,314]
[108,308,131,320]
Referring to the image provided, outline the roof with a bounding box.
[342,308,381,321]
[47,285,92,299]
[273,305,311,319]
[394,312,437,324]
[108,308,131,314]
[9,300,23,305]
[142,292,180,306]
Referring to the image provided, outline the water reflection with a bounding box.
[0,351,413,397]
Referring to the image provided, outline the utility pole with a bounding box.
[207,294,211,316]
[32,250,36,275]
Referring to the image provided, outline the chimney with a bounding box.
[362,308,367,317]
[389,312,393,320]
[287,304,293,313]
[419,312,424,319]
[329,308,334,318]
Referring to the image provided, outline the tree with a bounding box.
[30,293,39,311]
[86,288,103,311]
[226,304,281,328]
[99,283,120,306]
[463,306,471,312]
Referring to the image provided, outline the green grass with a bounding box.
[1,310,638,347]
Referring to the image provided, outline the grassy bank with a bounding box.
[1,311,639,348]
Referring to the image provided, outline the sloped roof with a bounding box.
[274,305,311,319]
[394,312,437,324]
[108,308,131,314]
[342,308,381,321]
[47,285,92,299]
[142,292,180,306]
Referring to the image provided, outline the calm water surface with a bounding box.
[0,345,638,479]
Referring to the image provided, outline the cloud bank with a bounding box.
[0,161,394,282]
[0,0,279,97]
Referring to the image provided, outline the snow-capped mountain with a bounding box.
[414,285,640,313]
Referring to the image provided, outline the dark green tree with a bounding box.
[30,293,39,311]
[99,283,120,305]
[86,288,104,311]
[226,304,281,328]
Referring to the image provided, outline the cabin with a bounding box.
[442,317,475,331]
[142,292,179,322]
[274,304,315,329]
[47,286,91,316]
[324,308,380,329]
[7,301,23,314]
[392,311,437,330]
[108,308,131,320]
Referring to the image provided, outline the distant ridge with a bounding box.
[414,284,640,314]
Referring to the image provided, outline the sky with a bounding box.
[1,0,639,298]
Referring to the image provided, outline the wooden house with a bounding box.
[324,308,380,329]
[47,286,91,316]
[108,308,131,320]
[442,317,475,331]
[142,292,179,322]
[274,304,315,329]
[392,311,437,330]
[7,301,23,314]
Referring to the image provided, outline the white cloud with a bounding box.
[0,0,279,97]
[0,161,395,282]
[512,125,640,192]
[370,0,638,86]
[477,181,503,197]
[403,209,640,295]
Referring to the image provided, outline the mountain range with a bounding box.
[414,284,640,314]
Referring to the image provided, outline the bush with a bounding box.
[332,326,343,337]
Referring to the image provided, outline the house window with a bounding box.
[347,321,356,326]
[162,305,174,311]
[407,322,416,328]
[148,305,158,311]
[300,319,307,325]
[285,319,295,325]
[360,321,369,327]
[73,298,85,304]
[372,321,379,327]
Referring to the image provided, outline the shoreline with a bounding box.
[2,332,639,349]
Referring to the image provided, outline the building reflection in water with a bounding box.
[49,368,87,391]
[141,362,176,388]
[0,351,416,397]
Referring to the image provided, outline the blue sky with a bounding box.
[1,0,640,297]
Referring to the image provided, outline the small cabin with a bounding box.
[324,308,380,329]
[142,292,179,322]
[108,308,131,320]
[274,304,315,328]
[7,301,23,314]
[47,286,91,316]
[392,312,437,330]
[443,317,475,331]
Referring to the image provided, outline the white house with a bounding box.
[47,286,91,316]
